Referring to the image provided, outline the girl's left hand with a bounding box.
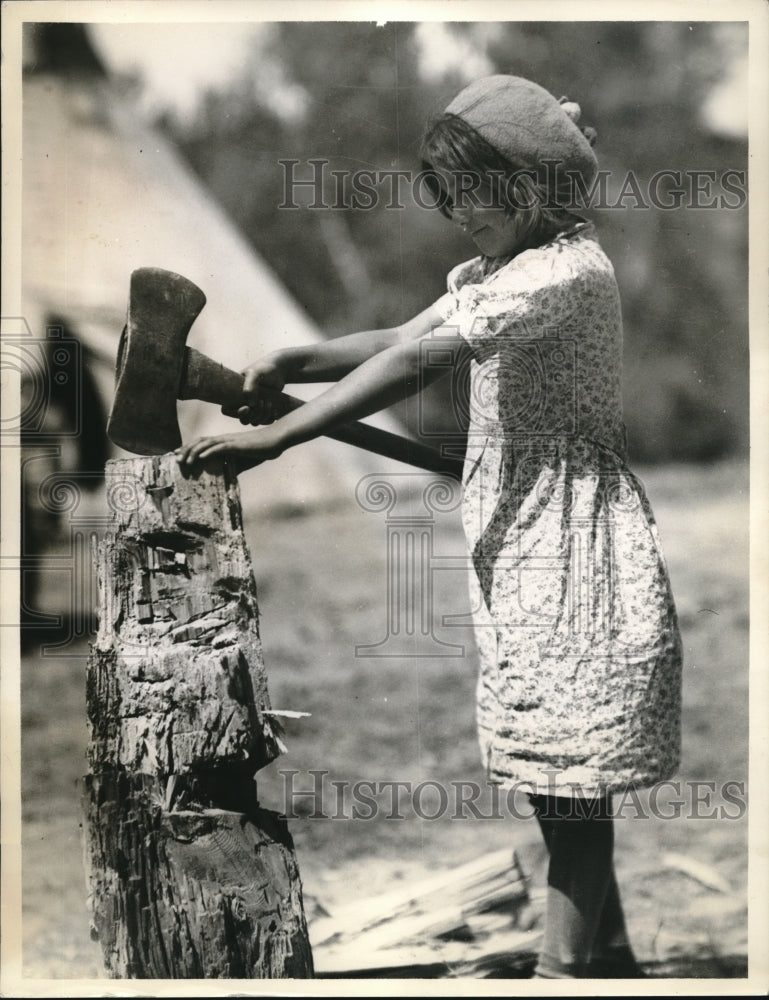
[175,425,286,473]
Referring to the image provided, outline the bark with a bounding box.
[82,454,313,978]
[82,772,313,978]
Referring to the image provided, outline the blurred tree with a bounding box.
[159,20,748,463]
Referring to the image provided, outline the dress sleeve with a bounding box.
[440,247,581,350]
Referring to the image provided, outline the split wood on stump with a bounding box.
[82,454,313,978]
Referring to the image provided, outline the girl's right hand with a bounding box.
[176,423,287,473]
[222,356,287,425]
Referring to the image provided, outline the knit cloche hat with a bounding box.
[444,74,598,187]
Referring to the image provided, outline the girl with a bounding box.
[177,75,683,979]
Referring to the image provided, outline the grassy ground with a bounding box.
[15,459,750,982]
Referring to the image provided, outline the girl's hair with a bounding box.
[420,113,585,250]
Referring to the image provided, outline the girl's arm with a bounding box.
[232,302,447,423]
[251,302,447,384]
[177,327,468,473]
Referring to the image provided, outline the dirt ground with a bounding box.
[12,458,752,987]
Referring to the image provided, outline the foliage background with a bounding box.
[156,21,749,464]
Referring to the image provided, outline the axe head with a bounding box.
[107,268,207,455]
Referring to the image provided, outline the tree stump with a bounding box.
[81,454,313,978]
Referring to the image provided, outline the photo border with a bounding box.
[2,1,767,996]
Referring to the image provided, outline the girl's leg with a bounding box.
[528,794,614,978]
[532,802,640,974]
[587,875,645,976]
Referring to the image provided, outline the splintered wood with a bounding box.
[82,454,313,978]
[310,848,541,977]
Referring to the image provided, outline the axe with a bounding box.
[107,268,463,478]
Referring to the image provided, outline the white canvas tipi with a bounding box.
[17,23,443,629]
[21,23,409,522]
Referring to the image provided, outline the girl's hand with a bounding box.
[222,357,287,425]
[175,425,286,473]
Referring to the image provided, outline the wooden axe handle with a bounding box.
[180,347,464,479]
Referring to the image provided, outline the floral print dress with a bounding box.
[434,221,683,797]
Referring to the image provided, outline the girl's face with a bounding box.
[433,168,538,258]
